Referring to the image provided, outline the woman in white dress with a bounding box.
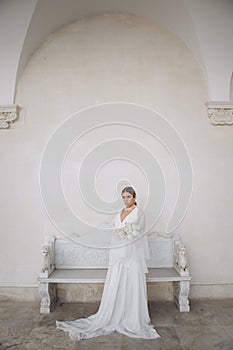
[56,186,161,341]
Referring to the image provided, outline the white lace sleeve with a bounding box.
[136,206,145,232]
[134,206,150,264]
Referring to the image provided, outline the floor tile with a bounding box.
[0,299,232,350]
[0,327,32,350]
[175,325,232,350]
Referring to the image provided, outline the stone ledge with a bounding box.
[56,282,174,303]
[1,283,233,301]
[0,286,40,301]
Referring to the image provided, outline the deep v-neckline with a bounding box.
[120,206,137,223]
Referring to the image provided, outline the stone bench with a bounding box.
[37,233,191,313]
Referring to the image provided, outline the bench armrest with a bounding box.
[173,236,189,277]
[39,235,56,278]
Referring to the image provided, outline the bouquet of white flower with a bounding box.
[118,222,141,240]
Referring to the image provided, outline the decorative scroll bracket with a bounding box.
[0,104,20,129]
[207,101,233,125]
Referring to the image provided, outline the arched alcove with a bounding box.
[16,0,205,102]
[16,11,207,118]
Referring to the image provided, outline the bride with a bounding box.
[56,186,161,341]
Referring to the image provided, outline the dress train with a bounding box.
[56,206,161,341]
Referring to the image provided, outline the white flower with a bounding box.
[117,222,141,240]
[132,230,139,237]
[118,230,125,239]
[125,226,132,234]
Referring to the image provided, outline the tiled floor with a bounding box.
[0,299,232,349]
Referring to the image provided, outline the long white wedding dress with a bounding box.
[56,206,161,341]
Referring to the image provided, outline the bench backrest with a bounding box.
[54,232,175,269]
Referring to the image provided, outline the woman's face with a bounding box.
[121,191,135,207]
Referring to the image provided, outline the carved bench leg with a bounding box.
[39,282,58,313]
[173,281,190,312]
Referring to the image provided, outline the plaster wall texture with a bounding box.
[1,13,232,299]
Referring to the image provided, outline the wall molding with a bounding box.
[0,104,20,129]
[207,101,233,125]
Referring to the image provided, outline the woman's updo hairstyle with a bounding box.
[121,186,137,206]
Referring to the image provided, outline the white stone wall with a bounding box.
[0,0,37,104]
[1,13,233,299]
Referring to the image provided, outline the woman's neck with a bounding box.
[124,203,136,210]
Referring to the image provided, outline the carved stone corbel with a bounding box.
[0,104,20,129]
[207,102,233,125]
